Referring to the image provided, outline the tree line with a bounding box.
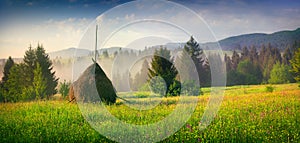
[1,38,299,101]
[130,37,300,96]
[0,45,58,102]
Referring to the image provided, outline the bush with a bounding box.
[181,80,202,96]
[265,86,274,92]
[149,76,167,96]
[138,82,150,92]
[167,80,181,96]
[268,62,294,84]
[58,80,71,98]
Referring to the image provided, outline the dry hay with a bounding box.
[68,62,117,104]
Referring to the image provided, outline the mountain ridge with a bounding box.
[47,28,300,59]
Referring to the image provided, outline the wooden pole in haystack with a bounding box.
[94,25,98,63]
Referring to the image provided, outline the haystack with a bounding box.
[69,62,117,104]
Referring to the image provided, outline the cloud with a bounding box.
[0,17,92,58]
[124,14,135,21]
[26,2,33,6]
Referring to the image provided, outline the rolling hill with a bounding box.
[204,28,300,51]
[47,28,300,59]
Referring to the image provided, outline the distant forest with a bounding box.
[0,36,299,102]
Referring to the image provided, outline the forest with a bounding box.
[0,36,299,102]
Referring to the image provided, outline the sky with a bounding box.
[0,0,299,58]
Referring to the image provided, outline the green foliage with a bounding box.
[35,45,59,97]
[237,60,262,85]
[149,76,167,96]
[1,56,14,83]
[265,86,274,92]
[0,57,15,102]
[183,36,210,87]
[181,80,202,96]
[268,62,294,84]
[2,45,59,102]
[138,82,150,92]
[148,47,179,96]
[23,46,36,86]
[4,64,27,102]
[133,60,149,90]
[259,44,282,82]
[290,48,300,82]
[32,63,47,99]
[58,80,71,98]
[167,80,181,96]
[0,86,4,102]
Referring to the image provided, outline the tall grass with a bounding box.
[0,84,299,142]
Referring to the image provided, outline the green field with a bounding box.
[0,84,299,142]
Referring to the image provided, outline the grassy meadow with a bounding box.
[0,84,299,142]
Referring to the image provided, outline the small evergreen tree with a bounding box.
[148,47,179,96]
[32,63,47,99]
[35,45,59,97]
[133,60,149,90]
[183,36,209,85]
[1,56,14,84]
[4,64,27,102]
[23,45,36,87]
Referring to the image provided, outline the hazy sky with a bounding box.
[0,0,299,58]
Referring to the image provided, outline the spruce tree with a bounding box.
[282,46,293,65]
[32,63,47,99]
[231,50,240,70]
[183,36,209,86]
[249,45,258,64]
[4,64,27,102]
[1,56,14,84]
[148,47,178,96]
[0,57,15,102]
[35,44,59,97]
[23,45,36,86]
[134,60,149,90]
[241,46,249,61]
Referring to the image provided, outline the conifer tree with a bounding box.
[4,64,27,102]
[23,45,36,86]
[282,46,293,65]
[133,60,149,90]
[241,46,249,61]
[0,57,15,102]
[148,47,178,96]
[231,50,240,70]
[32,63,47,99]
[1,56,14,84]
[183,36,209,86]
[35,44,59,97]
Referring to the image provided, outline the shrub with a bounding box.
[181,80,202,96]
[58,80,71,98]
[265,86,274,92]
